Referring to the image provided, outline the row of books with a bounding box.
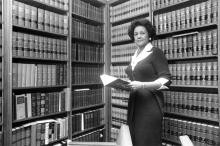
[112,96,128,107]
[111,89,129,99]
[154,0,218,34]
[13,31,68,60]
[0,29,2,55]
[161,142,177,146]
[152,0,188,10]
[112,117,126,129]
[112,107,127,122]
[163,91,219,120]
[12,63,67,88]
[73,129,105,142]
[72,42,104,63]
[26,0,68,10]
[162,117,220,146]
[169,62,218,86]
[112,89,129,107]
[72,88,103,109]
[72,65,103,85]
[152,29,218,59]
[111,128,119,141]
[110,65,128,80]
[0,62,2,79]
[0,132,2,146]
[12,118,68,146]
[111,43,136,63]
[71,109,104,134]
[13,90,67,120]
[13,0,68,35]
[72,18,104,43]
[111,22,130,43]
[110,0,150,23]
[72,0,103,23]
[0,96,1,123]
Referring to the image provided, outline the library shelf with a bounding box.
[80,0,106,7]
[111,61,130,65]
[72,60,105,65]
[72,103,105,113]
[164,111,219,124]
[111,124,120,129]
[167,55,218,62]
[72,12,104,26]
[72,37,104,45]
[111,119,126,128]
[72,83,103,88]
[13,56,68,63]
[112,103,127,109]
[111,39,132,46]
[13,24,68,38]
[12,85,68,92]
[164,112,219,126]
[72,124,105,138]
[111,12,150,26]
[16,0,68,15]
[170,85,218,89]
[45,136,68,146]
[108,0,129,6]
[153,0,208,14]
[155,23,217,38]
[162,137,181,146]
[169,85,218,94]
[12,111,68,127]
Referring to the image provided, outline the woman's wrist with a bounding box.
[141,81,161,90]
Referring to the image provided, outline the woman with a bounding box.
[125,18,171,146]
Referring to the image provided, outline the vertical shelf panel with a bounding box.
[104,1,111,141]
[67,0,73,140]
[2,0,13,145]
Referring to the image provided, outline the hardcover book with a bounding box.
[100,74,131,91]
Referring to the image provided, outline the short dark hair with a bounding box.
[128,18,156,41]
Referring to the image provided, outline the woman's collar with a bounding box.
[143,42,153,52]
[134,43,153,57]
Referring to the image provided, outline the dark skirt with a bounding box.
[127,89,163,146]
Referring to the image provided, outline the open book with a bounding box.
[100,74,131,91]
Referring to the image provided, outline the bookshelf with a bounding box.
[2,0,110,145]
[152,0,220,145]
[108,0,151,142]
[2,0,71,145]
[70,0,108,142]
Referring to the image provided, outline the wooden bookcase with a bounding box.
[1,0,109,145]
[70,0,108,142]
[152,0,220,145]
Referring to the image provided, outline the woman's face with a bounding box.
[133,25,149,49]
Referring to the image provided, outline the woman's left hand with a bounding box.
[128,81,144,90]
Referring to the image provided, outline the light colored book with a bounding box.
[179,135,194,146]
[100,74,131,91]
[15,94,26,120]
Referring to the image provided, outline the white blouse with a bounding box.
[131,43,169,90]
